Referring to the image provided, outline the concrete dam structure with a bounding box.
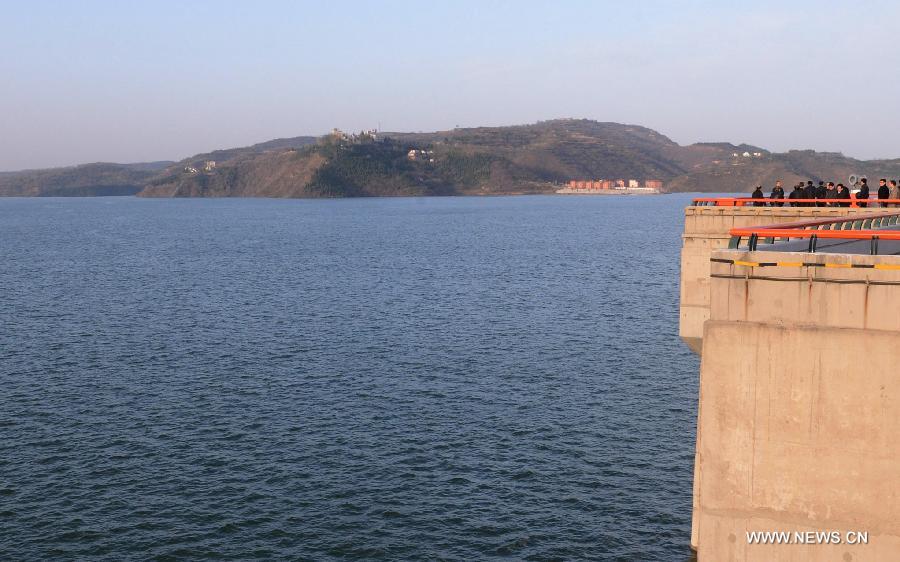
[680,200,886,353]
[680,198,900,561]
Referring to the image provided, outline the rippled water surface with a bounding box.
[0,194,700,560]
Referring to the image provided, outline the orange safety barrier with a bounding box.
[727,210,900,253]
[730,211,900,236]
[731,228,900,240]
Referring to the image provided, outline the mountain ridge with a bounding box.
[4,120,900,197]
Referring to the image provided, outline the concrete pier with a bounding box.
[679,205,881,353]
[680,201,900,560]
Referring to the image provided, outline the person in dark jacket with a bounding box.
[788,184,804,206]
[825,181,838,205]
[837,183,851,207]
[751,185,765,206]
[815,181,827,206]
[770,181,785,206]
[857,178,869,207]
[878,178,890,207]
[802,180,815,206]
[797,182,808,206]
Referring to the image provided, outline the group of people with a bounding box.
[750,178,900,207]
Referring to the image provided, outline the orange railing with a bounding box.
[692,197,900,208]
[727,211,900,254]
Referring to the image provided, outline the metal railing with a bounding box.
[728,211,900,255]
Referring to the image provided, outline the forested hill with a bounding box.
[5,120,900,197]
[0,162,172,197]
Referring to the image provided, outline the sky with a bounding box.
[2,0,900,171]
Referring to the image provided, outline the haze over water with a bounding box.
[0,194,699,560]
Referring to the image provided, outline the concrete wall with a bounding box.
[709,250,900,332]
[679,206,881,353]
[691,249,900,560]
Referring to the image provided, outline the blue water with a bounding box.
[0,194,699,561]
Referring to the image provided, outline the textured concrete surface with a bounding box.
[679,206,882,353]
[689,249,900,560]
[694,320,900,561]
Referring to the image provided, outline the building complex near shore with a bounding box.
[566,178,663,190]
[556,178,662,194]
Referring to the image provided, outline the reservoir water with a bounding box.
[0,194,700,560]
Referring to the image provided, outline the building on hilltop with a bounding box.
[407,149,434,162]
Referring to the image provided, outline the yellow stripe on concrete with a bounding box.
[717,258,900,270]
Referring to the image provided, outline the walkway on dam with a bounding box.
[724,205,900,255]
[679,199,900,351]
[751,225,900,255]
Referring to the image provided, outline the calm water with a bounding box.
[0,194,700,561]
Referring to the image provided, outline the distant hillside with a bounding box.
[142,120,693,198]
[169,135,318,171]
[120,161,174,172]
[0,136,317,197]
[0,162,172,197]
[666,149,900,192]
[5,121,900,197]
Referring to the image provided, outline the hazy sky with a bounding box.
[3,0,899,171]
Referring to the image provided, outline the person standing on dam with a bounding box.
[796,182,808,206]
[815,181,827,206]
[826,181,838,204]
[770,181,785,206]
[857,177,870,207]
[837,183,852,206]
[878,178,890,206]
[788,183,804,206]
[891,180,900,206]
[751,185,766,206]
[803,180,815,206]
